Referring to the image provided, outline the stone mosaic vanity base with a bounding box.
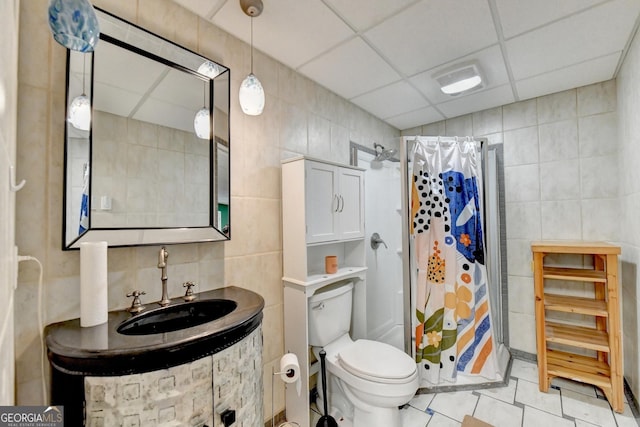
[85,325,263,427]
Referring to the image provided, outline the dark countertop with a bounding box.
[45,286,264,376]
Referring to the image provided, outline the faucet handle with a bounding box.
[126,290,146,313]
[183,281,197,301]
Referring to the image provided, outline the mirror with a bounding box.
[63,8,230,249]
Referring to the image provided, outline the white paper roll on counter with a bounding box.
[280,353,301,396]
[80,241,108,327]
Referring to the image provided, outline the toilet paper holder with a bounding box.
[272,353,301,427]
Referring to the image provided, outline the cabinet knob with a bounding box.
[220,409,236,426]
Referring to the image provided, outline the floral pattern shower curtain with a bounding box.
[410,137,498,385]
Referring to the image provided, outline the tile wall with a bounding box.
[402,79,620,356]
[14,0,398,422]
[0,0,19,405]
[617,24,640,401]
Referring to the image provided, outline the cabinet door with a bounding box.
[338,167,364,240]
[305,161,339,243]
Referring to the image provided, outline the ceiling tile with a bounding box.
[364,0,497,76]
[436,84,515,118]
[495,0,606,39]
[516,53,619,101]
[323,0,415,31]
[211,0,354,69]
[385,106,445,131]
[410,45,509,105]
[93,82,142,117]
[298,37,402,99]
[134,99,195,133]
[506,0,640,80]
[351,81,429,119]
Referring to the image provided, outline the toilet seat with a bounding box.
[337,339,417,384]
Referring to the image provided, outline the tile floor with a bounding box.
[400,359,640,427]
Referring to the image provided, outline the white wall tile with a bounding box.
[472,106,503,136]
[578,80,616,117]
[508,312,536,353]
[537,89,576,124]
[578,112,618,157]
[504,126,539,166]
[444,114,473,136]
[507,275,535,316]
[582,197,621,241]
[540,200,582,240]
[538,119,578,163]
[580,155,619,199]
[505,202,541,240]
[504,164,540,202]
[506,238,535,278]
[503,99,537,131]
[539,159,580,201]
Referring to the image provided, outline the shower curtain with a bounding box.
[410,136,498,385]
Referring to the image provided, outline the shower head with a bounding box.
[373,143,397,162]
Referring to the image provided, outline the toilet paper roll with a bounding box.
[280,353,301,396]
[80,241,108,327]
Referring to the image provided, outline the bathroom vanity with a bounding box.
[45,286,263,427]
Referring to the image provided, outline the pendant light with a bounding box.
[48,0,100,52]
[238,0,265,116]
[194,82,211,139]
[68,54,91,131]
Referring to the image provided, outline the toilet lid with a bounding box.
[337,340,416,382]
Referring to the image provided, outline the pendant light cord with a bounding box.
[81,54,87,96]
[250,16,254,74]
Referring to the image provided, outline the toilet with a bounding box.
[308,281,419,427]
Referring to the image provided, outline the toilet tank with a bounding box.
[308,281,354,347]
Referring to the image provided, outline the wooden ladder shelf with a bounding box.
[531,241,623,413]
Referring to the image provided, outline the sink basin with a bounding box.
[117,299,237,335]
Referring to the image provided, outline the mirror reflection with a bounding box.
[63,8,230,249]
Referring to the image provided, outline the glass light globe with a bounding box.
[48,0,100,52]
[68,94,91,131]
[239,73,265,116]
[197,61,222,79]
[194,107,211,139]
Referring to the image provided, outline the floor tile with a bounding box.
[515,378,563,416]
[426,412,462,426]
[612,403,639,427]
[551,377,597,397]
[428,391,478,422]
[401,405,432,427]
[510,359,539,384]
[522,405,574,427]
[561,389,617,427]
[472,395,523,427]
[575,419,602,426]
[476,377,517,404]
[410,392,435,411]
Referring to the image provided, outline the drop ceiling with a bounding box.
[174,0,640,131]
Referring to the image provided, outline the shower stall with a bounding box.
[350,136,510,392]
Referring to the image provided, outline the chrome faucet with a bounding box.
[158,246,170,306]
